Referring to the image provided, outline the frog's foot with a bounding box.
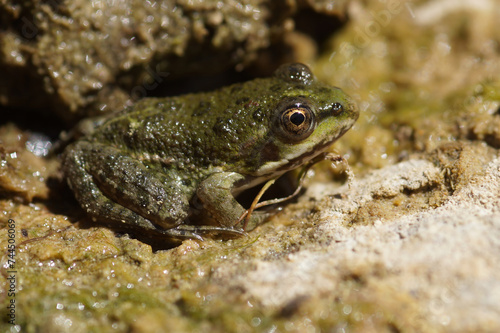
[162,225,247,241]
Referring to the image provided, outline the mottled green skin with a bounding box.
[62,63,358,242]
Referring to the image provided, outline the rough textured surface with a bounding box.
[0,125,55,202]
[0,0,348,123]
[1,0,500,332]
[228,156,500,331]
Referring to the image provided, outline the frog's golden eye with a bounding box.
[278,104,315,142]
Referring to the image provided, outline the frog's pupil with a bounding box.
[290,112,305,126]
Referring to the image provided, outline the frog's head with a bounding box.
[250,63,359,178]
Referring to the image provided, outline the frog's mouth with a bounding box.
[256,119,354,174]
[274,142,328,171]
[235,136,338,195]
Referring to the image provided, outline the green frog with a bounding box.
[62,63,358,243]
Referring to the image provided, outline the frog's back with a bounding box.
[90,77,279,172]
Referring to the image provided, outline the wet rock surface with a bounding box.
[1,1,500,332]
[0,0,347,123]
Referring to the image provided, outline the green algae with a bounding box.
[1,1,500,332]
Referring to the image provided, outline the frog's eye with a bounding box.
[277,103,316,142]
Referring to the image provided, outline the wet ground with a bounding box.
[1,1,499,332]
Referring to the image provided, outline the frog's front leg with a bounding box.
[196,172,270,232]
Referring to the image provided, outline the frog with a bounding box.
[62,63,359,243]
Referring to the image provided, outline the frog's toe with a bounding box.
[156,227,205,242]
[164,225,247,240]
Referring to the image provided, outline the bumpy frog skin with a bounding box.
[62,63,359,242]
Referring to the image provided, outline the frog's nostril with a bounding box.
[331,103,343,115]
